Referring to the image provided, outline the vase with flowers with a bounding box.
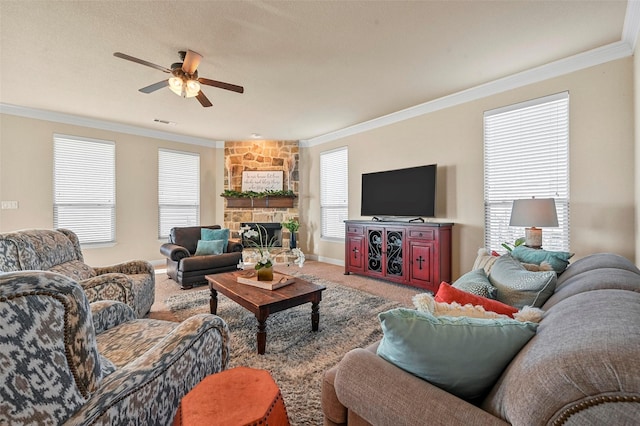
[238,224,305,281]
[281,218,300,249]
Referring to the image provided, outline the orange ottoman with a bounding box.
[173,367,290,426]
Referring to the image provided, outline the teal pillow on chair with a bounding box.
[201,228,229,252]
[194,239,225,256]
[511,245,573,273]
[376,308,538,400]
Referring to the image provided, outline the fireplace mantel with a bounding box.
[223,196,294,208]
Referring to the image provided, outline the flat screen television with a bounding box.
[361,164,437,218]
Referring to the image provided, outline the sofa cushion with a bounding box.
[201,228,230,252]
[488,255,557,308]
[194,239,225,256]
[377,308,538,400]
[49,260,96,281]
[452,268,497,299]
[511,245,573,273]
[435,282,518,317]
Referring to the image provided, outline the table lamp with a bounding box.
[509,198,558,249]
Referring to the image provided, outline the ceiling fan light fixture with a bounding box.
[185,79,201,98]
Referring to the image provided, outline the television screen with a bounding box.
[361,164,437,218]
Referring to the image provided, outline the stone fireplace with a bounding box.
[241,222,283,248]
[223,141,299,248]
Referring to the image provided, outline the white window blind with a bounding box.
[158,149,200,238]
[484,92,570,252]
[53,134,115,245]
[320,147,348,240]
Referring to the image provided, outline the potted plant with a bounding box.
[281,218,300,249]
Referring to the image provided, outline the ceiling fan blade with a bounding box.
[196,91,213,107]
[182,50,203,74]
[139,80,169,93]
[198,78,244,94]
[113,52,171,73]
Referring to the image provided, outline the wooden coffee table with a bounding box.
[205,271,326,355]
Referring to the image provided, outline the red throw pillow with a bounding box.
[434,282,518,318]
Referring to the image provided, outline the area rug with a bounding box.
[164,273,402,425]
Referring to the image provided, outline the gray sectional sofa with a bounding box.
[322,253,640,425]
[0,228,154,317]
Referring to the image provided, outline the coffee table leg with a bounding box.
[257,316,267,355]
[311,301,320,331]
[210,288,218,315]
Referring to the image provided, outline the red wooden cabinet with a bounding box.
[344,220,452,293]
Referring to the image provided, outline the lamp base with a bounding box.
[524,227,542,249]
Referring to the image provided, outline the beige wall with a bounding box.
[0,114,219,266]
[635,33,640,266]
[304,58,635,278]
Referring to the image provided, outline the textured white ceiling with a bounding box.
[0,1,630,142]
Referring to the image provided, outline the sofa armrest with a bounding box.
[93,260,154,276]
[334,348,508,426]
[227,238,243,253]
[160,243,191,262]
[80,273,134,307]
[90,300,136,335]
[67,314,230,425]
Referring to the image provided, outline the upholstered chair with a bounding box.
[0,270,229,425]
[160,225,243,289]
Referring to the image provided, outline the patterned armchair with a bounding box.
[0,228,154,317]
[0,271,229,425]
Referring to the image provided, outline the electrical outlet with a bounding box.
[1,201,18,209]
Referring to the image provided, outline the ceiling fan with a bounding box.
[113,50,244,107]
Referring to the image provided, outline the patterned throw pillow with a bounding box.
[377,308,538,400]
[452,268,497,299]
[434,282,518,317]
[472,248,499,275]
[488,254,557,309]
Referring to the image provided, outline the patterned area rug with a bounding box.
[164,273,401,426]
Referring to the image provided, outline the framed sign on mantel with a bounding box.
[242,171,284,192]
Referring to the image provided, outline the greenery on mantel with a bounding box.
[220,189,297,198]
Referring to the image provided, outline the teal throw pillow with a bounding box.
[452,268,498,299]
[194,239,225,256]
[377,308,538,400]
[488,255,557,309]
[511,245,573,273]
[201,228,229,252]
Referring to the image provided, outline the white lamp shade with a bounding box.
[509,198,559,228]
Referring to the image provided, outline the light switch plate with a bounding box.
[1,201,18,209]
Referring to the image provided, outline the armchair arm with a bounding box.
[334,348,508,426]
[160,243,191,262]
[66,314,230,426]
[227,238,243,253]
[80,273,134,307]
[90,300,136,335]
[93,260,154,276]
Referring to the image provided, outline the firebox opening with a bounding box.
[241,222,283,248]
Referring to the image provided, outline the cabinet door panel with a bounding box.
[367,228,384,274]
[409,242,434,290]
[347,236,365,272]
[385,229,404,277]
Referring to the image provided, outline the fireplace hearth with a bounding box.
[241,222,282,248]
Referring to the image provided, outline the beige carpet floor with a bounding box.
[148,260,422,321]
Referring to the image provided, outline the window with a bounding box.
[484,92,570,252]
[158,149,200,238]
[53,134,115,245]
[320,147,348,240]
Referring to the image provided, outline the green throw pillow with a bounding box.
[511,245,573,273]
[194,239,225,256]
[377,308,538,400]
[488,254,557,309]
[452,268,498,299]
[201,228,229,252]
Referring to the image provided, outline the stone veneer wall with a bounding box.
[223,140,299,247]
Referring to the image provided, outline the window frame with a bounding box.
[53,134,116,246]
[158,148,200,239]
[483,92,570,252]
[320,147,348,242]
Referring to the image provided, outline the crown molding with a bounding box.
[303,38,634,147]
[623,0,640,50]
[0,103,223,148]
